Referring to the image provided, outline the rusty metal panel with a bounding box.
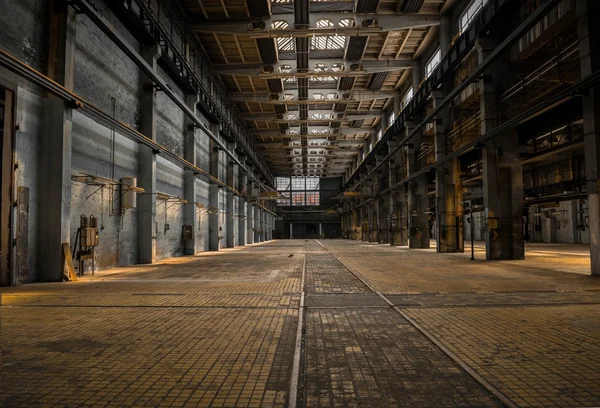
[16,186,29,284]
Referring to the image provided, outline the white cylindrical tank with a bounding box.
[121,177,137,209]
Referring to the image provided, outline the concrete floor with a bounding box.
[1,240,599,407]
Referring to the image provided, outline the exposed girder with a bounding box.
[215,59,412,76]
[242,110,382,121]
[250,127,371,136]
[193,14,441,37]
[231,89,395,104]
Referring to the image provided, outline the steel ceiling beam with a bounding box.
[214,59,412,75]
[249,127,371,136]
[242,110,382,121]
[192,14,440,36]
[231,89,395,104]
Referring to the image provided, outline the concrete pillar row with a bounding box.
[136,45,161,264]
[478,38,524,260]
[367,202,375,242]
[406,120,430,249]
[433,91,461,253]
[183,93,199,255]
[225,146,236,249]
[208,135,221,251]
[254,205,260,243]
[577,0,600,275]
[247,203,255,244]
[238,171,247,246]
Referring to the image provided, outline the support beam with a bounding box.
[577,0,600,275]
[238,170,247,246]
[247,200,255,244]
[433,91,460,253]
[241,110,382,121]
[226,143,236,248]
[183,93,199,255]
[254,204,260,243]
[137,46,161,263]
[209,131,221,251]
[215,60,412,76]
[230,89,396,104]
[192,14,441,36]
[406,120,430,249]
[39,1,76,281]
[478,39,523,260]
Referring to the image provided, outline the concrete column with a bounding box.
[225,144,235,248]
[578,0,600,275]
[268,212,273,241]
[260,209,265,242]
[39,4,76,281]
[208,131,221,251]
[367,202,375,242]
[183,94,199,255]
[433,92,460,253]
[254,204,260,243]
[247,202,255,244]
[238,171,247,246]
[136,45,161,264]
[478,38,524,260]
[397,188,409,246]
[406,121,430,249]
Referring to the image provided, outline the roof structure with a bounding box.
[178,0,447,177]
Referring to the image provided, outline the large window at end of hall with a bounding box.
[276,176,320,206]
[425,48,441,79]
[460,0,489,34]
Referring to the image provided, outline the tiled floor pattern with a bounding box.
[317,239,600,408]
[324,241,600,294]
[1,241,304,408]
[2,239,600,407]
[302,244,502,407]
[1,307,297,408]
[404,305,600,407]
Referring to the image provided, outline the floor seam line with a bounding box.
[288,243,306,408]
[314,239,518,408]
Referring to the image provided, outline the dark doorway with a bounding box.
[306,223,320,239]
[0,87,14,287]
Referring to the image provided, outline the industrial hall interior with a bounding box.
[2,0,600,407]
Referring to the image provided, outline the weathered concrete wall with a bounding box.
[14,85,43,282]
[0,0,48,282]
[0,0,48,72]
[529,201,591,244]
[70,4,140,272]
[0,0,263,283]
[156,158,185,259]
[71,112,139,271]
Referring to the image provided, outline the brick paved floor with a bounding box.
[1,239,599,407]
